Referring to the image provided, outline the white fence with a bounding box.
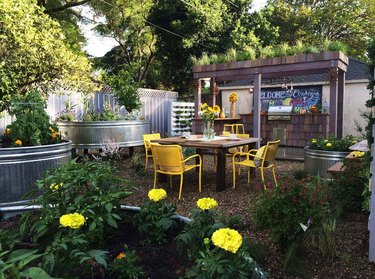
[0,88,178,137]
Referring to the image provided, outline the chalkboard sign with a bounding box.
[261,86,322,113]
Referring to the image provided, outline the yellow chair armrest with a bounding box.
[184,153,202,163]
[247,153,263,160]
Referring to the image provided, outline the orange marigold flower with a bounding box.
[15,140,22,146]
[52,132,58,139]
[116,252,126,259]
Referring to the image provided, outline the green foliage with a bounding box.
[185,244,267,279]
[0,0,95,112]
[258,0,374,60]
[292,169,310,181]
[310,219,337,260]
[253,176,331,248]
[192,41,348,66]
[0,247,52,279]
[55,99,77,121]
[176,207,223,260]
[133,199,177,245]
[130,152,146,176]
[1,91,62,147]
[329,159,367,213]
[109,248,145,279]
[103,70,142,112]
[307,135,361,152]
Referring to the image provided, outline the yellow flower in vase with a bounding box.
[229,92,238,103]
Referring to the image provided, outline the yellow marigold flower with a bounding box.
[213,105,221,114]
[324,139,328,143]
[326,142,332,147]
[211,228,242,254]
[4,128,10,135]
[60,213,85,229]
[50,183,63,190]
[15,140,22,146]
[229,92,238,103]
[311,139,317,143]
[200,103,208,110]
[148,188,167,202]
[197,197,218,210]
[116,252,126,259]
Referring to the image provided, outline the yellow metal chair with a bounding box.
[150,143,202,200]
[223,124,245,135]
[143,133,161,169]
[232,140,280,189]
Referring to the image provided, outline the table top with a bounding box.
[152,136,261,149]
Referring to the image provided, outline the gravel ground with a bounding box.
[116,148,375,278]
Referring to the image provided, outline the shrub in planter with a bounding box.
[307,135,360,152]
[1,90,63,147]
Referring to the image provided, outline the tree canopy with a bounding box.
[255,0,375,60]
[0,0,95,111]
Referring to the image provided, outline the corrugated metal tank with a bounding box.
[304,147,349,178]
[0,141,72,203]
[56,120,150,149]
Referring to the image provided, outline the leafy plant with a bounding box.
[133,189,177,245]
[310,219,337,260]
[253,176,331,249]
[185,229,267,279]
[1,91,62,147]
[56,99,77,121]
[130,152,146,176]
[307,134,361,152]
[109,248,145,279]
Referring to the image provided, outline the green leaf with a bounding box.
[21,267,55,279]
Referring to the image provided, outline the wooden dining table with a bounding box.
[151,136,261,192]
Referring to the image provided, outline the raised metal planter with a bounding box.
[0,141,72,204]
[304,147,349,178]
[56,120,150,149]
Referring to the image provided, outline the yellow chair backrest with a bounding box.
[263,140,280,162]
[151,144,185,173]
[228,133,250,154]
[143,133,161,150]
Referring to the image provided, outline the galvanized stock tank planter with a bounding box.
[0,141,72,204]
[304,147,350,178]
[56,120,150,149]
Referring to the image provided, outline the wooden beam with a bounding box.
[329,70,338,135]
[253,73,261,148]
[337,71,345,138]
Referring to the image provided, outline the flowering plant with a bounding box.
[211,227,242,253]
[133,189,177,245]
[199,103,220,122]
[308,135,360,152]
[229,92,238,103]
[197,197,218,210]
[349,151,365,158]
[1,90,63,147]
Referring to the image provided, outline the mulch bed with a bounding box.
[117,148,375,279]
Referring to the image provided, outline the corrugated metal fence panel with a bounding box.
[138,88,178,137]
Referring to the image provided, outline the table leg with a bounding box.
[216,148,227,191]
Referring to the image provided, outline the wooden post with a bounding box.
[369,69,375,261]
[329,69,338,136]
[253,73,261,148]
[194,79,202,118]
[337,71,345,138]
[210,78,217,107]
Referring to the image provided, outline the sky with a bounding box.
[81,0,267,57]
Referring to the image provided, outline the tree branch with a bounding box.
[45,0,90,14]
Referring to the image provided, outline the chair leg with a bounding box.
[145,155,148,170]
[198,166,202,193]
[178,174,183,200]
[247,168,251,185]
[272,166,278,187]
[261,168,266,190]
[232,162,236,189]
[153,171,157,188]
[169,175,173,188]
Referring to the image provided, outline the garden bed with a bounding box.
[118,148,375,278]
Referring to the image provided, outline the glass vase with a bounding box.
[203,120,215,140]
